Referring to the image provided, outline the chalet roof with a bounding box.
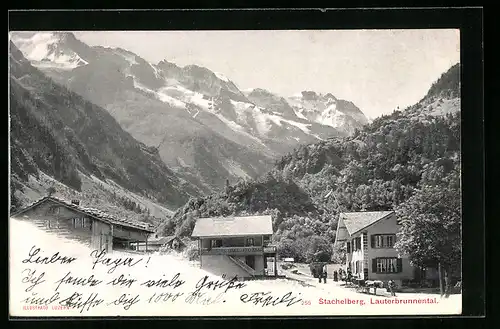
[147,235,185,245]
[11,196,155,233]
[191,215,273,238]
[340,211,395,235]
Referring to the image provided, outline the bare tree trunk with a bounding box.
[438,262,444,297]
[444,267,451,298]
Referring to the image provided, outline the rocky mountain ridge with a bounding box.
[10,31,370,193]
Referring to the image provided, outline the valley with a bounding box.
[9,32,460,253]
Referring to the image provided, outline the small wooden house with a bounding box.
[134,235,186,252]
[192,215,278,279]
[11,196,154,252]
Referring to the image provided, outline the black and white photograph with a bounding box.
[8,12,476,317]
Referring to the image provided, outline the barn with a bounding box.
[10,196,155,252]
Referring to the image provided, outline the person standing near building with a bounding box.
[322,263,327,283]
[388,280,397,297]
[347,268,352,285]
[317,264,323,283]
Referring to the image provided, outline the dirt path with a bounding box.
[281,266,396,298]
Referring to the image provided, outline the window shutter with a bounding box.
[346,241,351,253]
[371,235,375,248]
[357,238,361,249]
[372,258,377,273]
[397,258,403,273]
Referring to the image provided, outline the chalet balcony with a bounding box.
[263,245,277,253]
[201,245,277,256]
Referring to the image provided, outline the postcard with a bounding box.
[9,28,463,317]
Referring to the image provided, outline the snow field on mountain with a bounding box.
[156,92,187,109]
[280,118,313,135]
[13,32,88,69]
[11,32,369,140]
[214,71,230,82]
[117,51,138,65]
[318,104,349,128]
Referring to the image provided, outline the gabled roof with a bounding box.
[11,196,155,233]
[191,215,273,238]
[340,211,395,235]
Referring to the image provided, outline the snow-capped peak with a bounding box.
[10,32,88,70]
[214,71,230,82]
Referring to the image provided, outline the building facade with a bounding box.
[192,215,278,279]
[11,196,154,252]
[335,211,438,286]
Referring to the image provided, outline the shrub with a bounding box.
[331,243,347,264]
[184,242,199,261]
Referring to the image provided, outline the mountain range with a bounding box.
[10,32,369,194]
[164,62,461,260]
[9,31,460,244]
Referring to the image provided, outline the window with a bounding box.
[371,234,396,248]
[372,258,402,273]
[73,218,84,229]
[83,218,92,229]
[86,218,93,231]
[211,239,222,248]
[355,261,361,274]
[48,219,59,229]
[47,206,60,215]
[351,237,362,251]
[246,238,254,246]
[386,235,395,248]
[263,236,271,246]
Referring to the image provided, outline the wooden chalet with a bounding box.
[192,215,278,279]
[10,196,155,252]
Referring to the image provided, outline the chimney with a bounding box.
[71,200,80,206]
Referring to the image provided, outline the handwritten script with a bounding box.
[15,246,303,315]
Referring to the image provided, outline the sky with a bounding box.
[75,30,460,120]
